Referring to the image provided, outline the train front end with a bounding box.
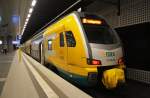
[79,12,126,89]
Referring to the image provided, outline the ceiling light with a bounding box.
[26,18,29,22]
[25,21,28,25]
[0,40,2,45]
[29,8,33,13]
[23,26,26,28]
[23,27,26,30]
[27,14,31,18]
[31,0,37,7]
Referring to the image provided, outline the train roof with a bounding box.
[24,11,104,43]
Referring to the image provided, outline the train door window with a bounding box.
[65,31,76,47]
[48,39,52,50]
[60,32,64,47]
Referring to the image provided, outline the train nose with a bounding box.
[102,68,125,89]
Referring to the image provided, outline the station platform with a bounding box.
[0,52,15,96]
[0,50,150,98]
[0,50,91,98]
[0,51,40,98]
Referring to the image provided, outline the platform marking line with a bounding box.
[0,78,6,82]
[23,55,59,98]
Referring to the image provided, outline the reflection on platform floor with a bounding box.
[0,52,15,96]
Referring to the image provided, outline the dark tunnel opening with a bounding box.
[116,22,150,71]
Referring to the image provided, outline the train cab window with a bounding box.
[81,18,119,44]
[60,32,64,47]
[65,31,76,47]
[48,39,52,50]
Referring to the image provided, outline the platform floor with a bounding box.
[0,51,40,98]
[0,51,150,98]
[0,52,15,96]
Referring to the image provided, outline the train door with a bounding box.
[65,31,77,65]
[58,32,67,67]
[40,42,44,65]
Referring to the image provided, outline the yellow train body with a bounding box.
[43,13,99,77]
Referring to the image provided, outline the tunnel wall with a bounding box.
[86,0,150,70]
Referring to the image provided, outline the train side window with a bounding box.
[48,39,52,50]
[65,31,76,47]
[60,32,64,47]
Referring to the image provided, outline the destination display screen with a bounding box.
[80,17,119,44]
[82,18,102,25]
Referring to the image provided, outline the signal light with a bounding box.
[82,18,102,24]
[87,58,101,65]
[92,59,101,65]
[118,57,124,65]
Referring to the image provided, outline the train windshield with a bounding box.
[81,18,119,44]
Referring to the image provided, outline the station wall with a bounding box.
[87,0,150,27]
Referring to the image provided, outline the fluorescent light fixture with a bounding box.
[26,18,29,22]
[23,26,26,29]
[27,13,31,18]
[21,0,37,35]
[0,40,2,45]
[31,0,37,7]
[25,21,27,25]
[29,8,33,13]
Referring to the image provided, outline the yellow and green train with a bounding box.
[22,11,126,89]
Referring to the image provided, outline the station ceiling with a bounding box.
[21,0,76,43]
[0,0,33,40]
[21,0,96,43]
[0,0,120,43]
[0,0,21,38]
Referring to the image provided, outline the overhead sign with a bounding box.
[12,40,20,45]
